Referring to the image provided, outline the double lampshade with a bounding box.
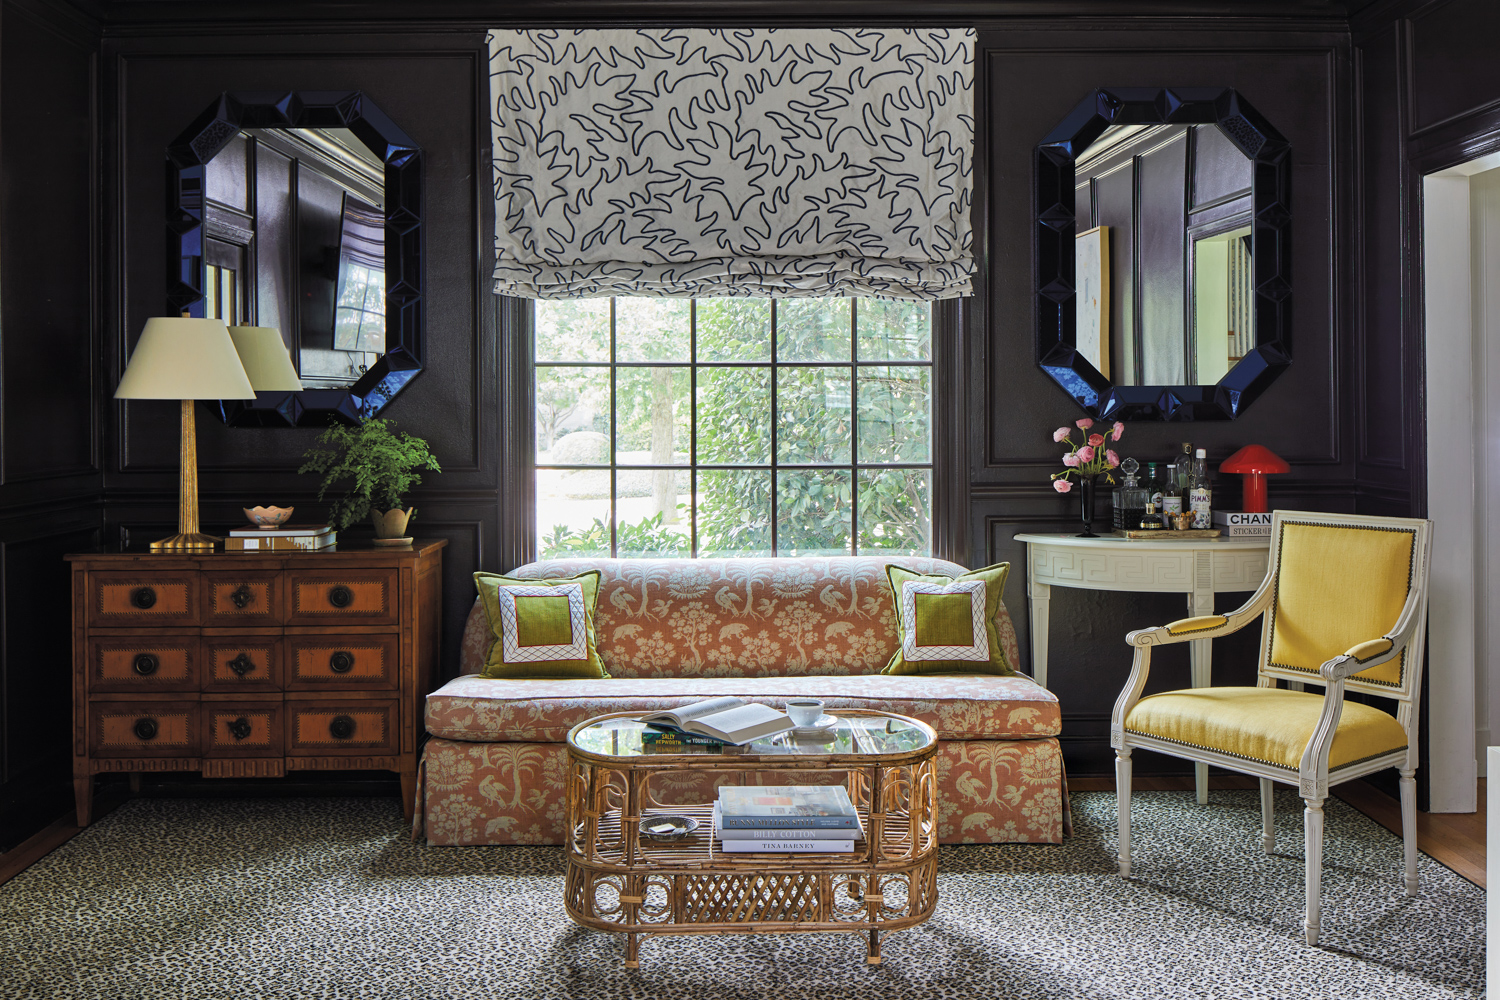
[115,317,302,401]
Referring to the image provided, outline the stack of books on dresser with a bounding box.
[713,785,862,853]
[1211,511,1272,537]
[224,524,336,552]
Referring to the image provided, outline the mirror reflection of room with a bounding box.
[1073,123,1253,386]
[203,126,386,389]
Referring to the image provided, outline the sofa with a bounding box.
[412,556,1066,846]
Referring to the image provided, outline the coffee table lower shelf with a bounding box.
[565,800,938,967]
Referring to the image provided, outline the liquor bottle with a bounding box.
[1138,501,1165,531]
[1112,458,1148,531]
[1190,448,1213,529]
[1175,442,1194,509]
[1161,462,1183,517]
[1144,463,1164,509]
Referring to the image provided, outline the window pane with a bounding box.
[776,298,850,362]
[536,299,609,362]
[857,366,931,464]
[616,476,690,557]
[697,470,773,556]
[777,367,851,464]
[535,468,612,558]
[857,469,932,555]
[536,366,610,462]
[615,367,690,465]
[616,298,690,362]
[777,470,852,555]
[696,298,771,362]
[857,299,932,361]
[697,367,771,465]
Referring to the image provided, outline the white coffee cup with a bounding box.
[786,699,825,728]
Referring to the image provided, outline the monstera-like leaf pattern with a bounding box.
[487,29,974,300]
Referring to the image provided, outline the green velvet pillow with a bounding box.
[881,562,1016,676]
[474,570,609,679]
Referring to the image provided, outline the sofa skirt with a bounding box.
[413,736,1067,846]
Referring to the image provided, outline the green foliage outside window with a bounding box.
[537,296,932,559]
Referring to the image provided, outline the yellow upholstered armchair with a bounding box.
[1110,510,1432,946]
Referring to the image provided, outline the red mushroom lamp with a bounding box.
[1219,445,1290,513]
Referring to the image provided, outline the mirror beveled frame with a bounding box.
[167,91,423,427]
[1035,87,1291,420]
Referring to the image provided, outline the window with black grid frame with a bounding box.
[534,298,933,558]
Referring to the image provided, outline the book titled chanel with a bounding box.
[716,785,860,830]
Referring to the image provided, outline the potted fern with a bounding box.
[299,418,440,542]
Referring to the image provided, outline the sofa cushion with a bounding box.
[457,557,1023,679]
[883,562,1016,676]
[473,570,608,678]
[425,673,1060,743]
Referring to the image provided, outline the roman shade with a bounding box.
[488,28,974,300]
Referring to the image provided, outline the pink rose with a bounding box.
[1106,449,1120,468]
[1077,445,1095,463]
[1076,417,1094,430]
[1111,421,1125,441]
[1053,479,1073,494]
[1087,433,1105,447]
[1052,426,1071,443]
[1062,452,1081,468]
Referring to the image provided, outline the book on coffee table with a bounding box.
[639,697,792,745]
[713,801,862,841]
[717,785,860,830]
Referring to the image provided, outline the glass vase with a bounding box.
[1077,474,1100,538]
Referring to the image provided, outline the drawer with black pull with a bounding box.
[89,701,200,757]
[201,635,283,692]
[201,571,283,627]
[285,701,398,755]
[202,703,283,758]
[284,634,398,690]
[87,571,199,627]
[87,634,199,693]
[284,569,398,626]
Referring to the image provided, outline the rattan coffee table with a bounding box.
[564,709,939,968]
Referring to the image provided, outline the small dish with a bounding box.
[371,536,414,547]
[639,814,698,841]
[243,505,294,529]
[789,714,839,736]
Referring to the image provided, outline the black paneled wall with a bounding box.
[5,0,1478,848]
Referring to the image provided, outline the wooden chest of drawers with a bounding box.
[66,540,445,825]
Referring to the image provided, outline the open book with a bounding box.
[640,697,793,745]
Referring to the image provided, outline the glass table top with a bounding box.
[569,711,935,761]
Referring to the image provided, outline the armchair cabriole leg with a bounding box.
[1116,748,1133,877]
[1303,797,1325,946]
[1259,778,1275,854]
[1399,768,1419,896]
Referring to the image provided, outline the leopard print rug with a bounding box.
[0,789,1482,999]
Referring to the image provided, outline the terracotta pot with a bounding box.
[370,507,415,539]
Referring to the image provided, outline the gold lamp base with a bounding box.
[149,532,221,554]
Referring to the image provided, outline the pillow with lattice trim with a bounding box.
[881,563,1016,676]
[474,570,609,679]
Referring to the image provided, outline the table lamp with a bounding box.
[1218,444,1290,513]
[227,324,304,392]
[115,316,256,553]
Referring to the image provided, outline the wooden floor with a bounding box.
[1,779,1487,889]
[1069,775,1487,888]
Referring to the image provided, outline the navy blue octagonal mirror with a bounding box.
[1035,87,1290,420]
[167,91,423,426]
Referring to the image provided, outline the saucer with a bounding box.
[789,714,839,736]
[639,814,698,841]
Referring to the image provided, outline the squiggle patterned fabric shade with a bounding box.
[488,29,974,300]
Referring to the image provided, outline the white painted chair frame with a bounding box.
[1109,510,1433,946]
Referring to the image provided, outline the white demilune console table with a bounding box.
[1014,532,1272,803]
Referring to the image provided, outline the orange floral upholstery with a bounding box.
[419,556,1065,846]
